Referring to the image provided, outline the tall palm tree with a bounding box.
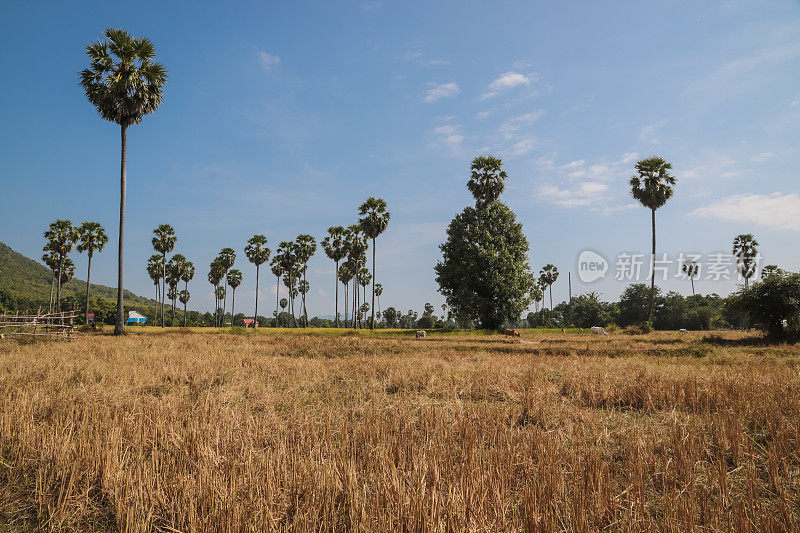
[43,220,78,315]
[682,260,699,296]
[732,234,759,288]
[147,254,162,309]
[467,155,507,208]
[279,298,288,325]
[358,198,391,329]
[375,283,384,319]
[208,258,225,327]
[358,267,372,328]
[531,284,543,313]
[166,254,185,326]
[58,257,76,291]
[277,242,299,327]
[298,280,310,324]
[269,258,284,328]
[322,226,348,327]
[338,260,355,326]
[215,286,226,326]
[245,235,271,329]
[294,235,316,327]
[179,259,195,327]
[217,248,236,325]
[347,226,368,328]
[42,250,59,314]
[152,224,176,327]
[179,290,190,326]
[76,222,109,324]
[629,157,677,323]
[538,265,559,310]
[80,28,168,335]
[227,269,242,326]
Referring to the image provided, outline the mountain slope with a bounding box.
[0,241,157,308]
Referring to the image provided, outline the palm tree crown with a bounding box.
[467,156,507,207]
[733,234,759,285]
[79,28,167,127]
[629,157,676,210]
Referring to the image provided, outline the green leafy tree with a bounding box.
[358,197,391,329]
[80,28,167,335]
[245,235,270,329]
[732,234,759,287]
[294,235,316,327]
[382,306,399,328]
[227,269,242,325]
[152,224,176,327]
[726,269,800,338]
[629,157,676,323]
[531,284,543,313]
[682,260,699,296]
[76,221,108,323]
[435,156,534,329]
[618,283,662,327]
[178,289,190,326]
[44,220,79,314]
[538,265,559,311]
[322,226,348,327]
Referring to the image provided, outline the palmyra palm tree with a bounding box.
[42,251,59,314]
[44,220,78,315]
[531,284,543,313]
[215,286,226,326]
[58,257,76,290]
[682,260,699,296]
[76,222,108,323]
[179,259,195,327]
[298,280,309,324]
[166,254,186,326]
[179,290,190,326]
[217,248,236,325]
[629,157,676,323]
[375,283,384,319]
[347,226,368,328]
[732,234,759,287]
[467,155,507,207]
[80,28,167,335]
[147,255,162,308]
[208,258,225,327]
[245,235,270,329]
[538,265,559,311]
[358,198,391,329]
[294,235,317,327]
[227,269,242,325]
[279,298,288,325]
[322,226,348,327]
[269,258,284,328]
[338,260,355,326]
[277,241,300,327]
[358,268,372,328]
[152,224,176,327]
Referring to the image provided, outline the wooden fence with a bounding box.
[0,312,78,340]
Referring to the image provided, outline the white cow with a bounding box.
[415,330,426,339]
[590,326,609,336]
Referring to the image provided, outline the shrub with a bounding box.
[725,270,800,338]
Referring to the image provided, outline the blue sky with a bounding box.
[1,0,799,317]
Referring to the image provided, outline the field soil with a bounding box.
[1,329,799,531]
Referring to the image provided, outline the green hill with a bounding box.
[0,241,157,312]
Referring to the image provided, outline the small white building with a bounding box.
[127,311,147,324]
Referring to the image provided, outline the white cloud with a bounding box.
[620,152,640,164]
[431,123,465,155]
[511,139,535,155]
[537,181,609,208]
[424,82,460,103]
[476,111,491,119]
[791,94,800,107]
[258,51,281,70]
[483,71,533,98]
[750,152,774,162]
[498,110,545,139]
[690,193,800,232]
[560,159,585,170]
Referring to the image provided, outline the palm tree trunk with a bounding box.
[648,208,656,324]
[343,281,348,325]
[274,273,280,327]
[334,260,339,327]
[223,278,228,327]
[161,253,166,328]
[231,288,236,326]
[549,284,552,311]
[49,270,55,314]
[371,239,376,329]
[85,252,93,325]
[254,265,260,329]
[302,268,308,328]
[690,277,695,297]
[184,280,189,327]
[56,255,63,315]
[114,123,127,335]
[171,292,176,325]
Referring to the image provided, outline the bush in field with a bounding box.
[726,270,800,338]
[416,314,436,329]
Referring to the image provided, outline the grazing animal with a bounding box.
[415,330,426,339]
[679,328,688,333]
[590,326,609,336]
[503,329,521,337]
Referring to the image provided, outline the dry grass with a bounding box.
[1,329,799,531]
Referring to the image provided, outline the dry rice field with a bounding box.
[1,328,799,531]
